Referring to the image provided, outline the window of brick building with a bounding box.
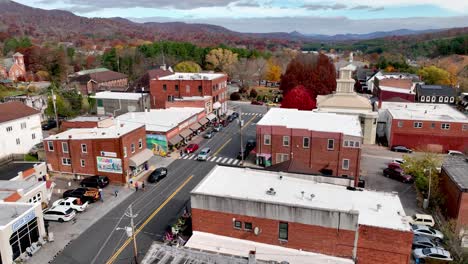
[264,135,271,145]
[441,123,450,130]
[303,137,310,148]
[163,84,167,91]
[198,85,202,93]
[80,159,85,167]
[131,143,135,153]
[124,147,127,157]
[279,222,288,240]
[463,124,468,131]
[186,85,190,93]
[62,142,69,153]
[234,220,242,229]
[244,222,253,231]
[282,136,290,146]
[342,159,350,170]
[81,144,87,153]
[413,122,423,128]
[276,153,289,163]
[397,121,403,128]
[175,85,179,91]
[48,141,54,151]
[431,123,435,128]
[139,139,143,149]
[62,158,71,165]
[327,139,334,150]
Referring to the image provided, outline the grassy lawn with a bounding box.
[0,86,26,99]
[250,86,281,102]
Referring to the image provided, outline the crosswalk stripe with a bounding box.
[182,155,188,159]
[227,158,234,164]
[208,156,216,161]
[232,160,239,165]
[221,157,228,163]
[188,155,196,160]
[213,157,221,162]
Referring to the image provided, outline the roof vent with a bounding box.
[310,194,315,200]
[266,188,276,196]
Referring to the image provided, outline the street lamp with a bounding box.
[423,168,432,209]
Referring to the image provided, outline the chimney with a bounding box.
[248,250,256,264]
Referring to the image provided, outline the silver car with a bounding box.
[411,224,444,241]
[413,247,452,261]
[197,148,211,161]
[412,235,441,249]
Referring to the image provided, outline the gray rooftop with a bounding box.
[443,156,468,191]
[0,203,34,227]
[0,162,40,181]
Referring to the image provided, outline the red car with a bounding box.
[185,144,199,154]
[251,100,264,105]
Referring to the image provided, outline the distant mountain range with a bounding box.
[0,0,465,48]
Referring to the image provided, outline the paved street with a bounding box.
[50,102,268,264]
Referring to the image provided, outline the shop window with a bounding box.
[10,217,39,260]
[327,139,334,150]
[279,222,288,240]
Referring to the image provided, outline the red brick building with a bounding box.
[44,122,153,183]
[69,68,128,95]
[189,166,413,264]
[256,108,362,185]
[439,157,468,233]
[379,102,468,153]
[0,52,26,81]
[60,115,114,131]
[373,77,416,105]
[149,72,228,116]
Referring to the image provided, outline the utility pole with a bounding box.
[239,107,244,165]
[423,169,432,209]
[51,89,59,130]
[129,205,138,264]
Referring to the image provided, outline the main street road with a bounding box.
[51,102,268,264]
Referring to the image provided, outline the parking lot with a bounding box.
[360,144,421,216]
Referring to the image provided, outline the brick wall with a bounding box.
[191,208,413,263]
[191,208,356,259]
[256,125,361,184]
[439,169,468,229]
[389,118,468,152]
[61,121,100,131]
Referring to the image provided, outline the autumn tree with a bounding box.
[265,59,281,82]
[418,65,452,85]
[205,48,238,72]
[281,85,316,110]
[174,61,202,73]
[280,53,336,103]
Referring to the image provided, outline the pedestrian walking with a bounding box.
[114,188,119,197]
[135,181,139,192]
[142,182,145,191]
[99,188,103,202]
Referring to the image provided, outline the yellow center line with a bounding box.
[106,175,194,264]
[213,138,232,156]
[241,116,256,131]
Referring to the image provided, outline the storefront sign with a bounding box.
[146,134,168,156]
[100,151,117,158]
[96,157,123,174]
[12,210,35,232]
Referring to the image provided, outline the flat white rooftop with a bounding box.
[258,108,362,137]
[186,231,354,264]
[117,107,204,132]
[158,72,225,81]
[381,102,468,122]
[67,116,111,122]
[45,122,143,140]
[0,202,35,228]
[91,91,144,101]
[192,166,411,231]
[379,85,414,94]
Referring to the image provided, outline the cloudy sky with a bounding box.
[15,0,468,34]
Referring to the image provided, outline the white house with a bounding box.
[0,102,43,159]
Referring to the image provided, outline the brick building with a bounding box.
[378,102,468,152]
[91,91,150,116]
[117,107,208,156]
[189,166,413,264]
[256,108,362,185]
[0,52,26,81]
[439,156,468,244]
[69,68,128,95]
[60,115,114,131]
[44,122,152,183]
[149,72,228,116]
[373,76,416,105]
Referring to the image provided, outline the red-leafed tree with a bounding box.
[280,53,336,103]
[281,85,316,110]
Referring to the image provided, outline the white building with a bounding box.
[0,102,43,159]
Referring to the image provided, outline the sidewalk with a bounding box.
[30,179,133,264]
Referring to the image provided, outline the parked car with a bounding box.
[383,167,414,183]
[185,144,199,154]
[251,100,264,105]
[448,150,465,157]
[412,235,441,249]
[413,247,453,261]
[220,119,228,127]
[43,206,76,222]
[63,187,100,203]
[29,142,44,155]
[41,120,57,130]
[231,112,239,118]
[52,197,89,212]
[227,115,235,122]
[80,176,109,188]
[213,124,223,132]
[197,148,211,161]
[387,162,402,170]
[391,145,413,153]
[204,130,214,139]
[406,214,435,227]
[148,167,168,183]
[411,224,444,241]
[392,158,405,165]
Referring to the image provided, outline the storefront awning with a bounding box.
[190,122,201,131]
[206,113,217,121]
[129,149,153,167]
[198,118,208,126]
[179,129,192,139]
[213,102,222,109]
[168,135,183,146]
